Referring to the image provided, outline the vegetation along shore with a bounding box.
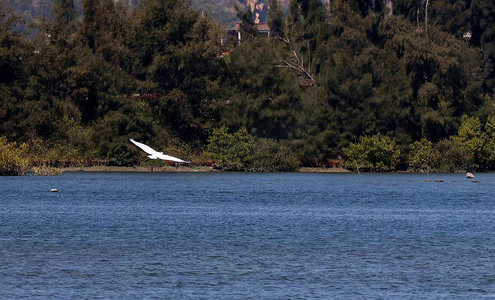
[2,0,495,175]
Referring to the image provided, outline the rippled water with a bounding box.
[1,172,495,298]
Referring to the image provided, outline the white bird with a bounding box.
[129,138,188,163]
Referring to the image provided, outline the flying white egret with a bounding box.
[129,138,189,163]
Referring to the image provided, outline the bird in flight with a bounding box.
[129,138,189,163]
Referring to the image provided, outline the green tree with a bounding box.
[107,141,136,166]
[408,138,433,173]
[217,36,303,141]
[205,126,254,171]
[451,115,487,170]
[51,0,78,43]
[432,138,470,172]
[429,0,471,36]
[384,19,481,141]
[251,138,300,172]
[343,134,400,172]
[483,115,495,169]
[82,0,100,51]
[347,0,385,17]
[0,4,29,140]
[468,0,495,95]
[268,0,285,39]
[314,2,411,156]
[127,0,225,143]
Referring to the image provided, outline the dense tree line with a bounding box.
[1,0,495,172]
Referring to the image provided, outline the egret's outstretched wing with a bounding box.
[155,153,188,163]
[129,138,157,155]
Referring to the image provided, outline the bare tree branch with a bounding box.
[276,37,317,87]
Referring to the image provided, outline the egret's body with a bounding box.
[129,139,188,163]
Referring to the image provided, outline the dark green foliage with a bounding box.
[216,37,302,141]
[81,0,99,50]
[251,138,300,172]
[51,0,78,38]
[268,0,285,38]
[206,126,299,171]
[429,0,471,36]
[483,115,495,170]
[431,138,470,172]
[53,0,77,25]
[127,0,225,143]
[107,142,136,166]
[4,0,495,172]
[468,0,495,95]
[0,4,26,84]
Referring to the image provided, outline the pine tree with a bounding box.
[268,0,285,39]
[82,0,100,50]
[52,0,77,39]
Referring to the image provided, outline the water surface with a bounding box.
[1,172,495,298]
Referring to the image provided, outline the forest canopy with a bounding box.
[1,0,495,172]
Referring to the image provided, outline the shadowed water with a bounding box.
[1,172,495,298]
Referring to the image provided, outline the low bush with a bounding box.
[0,136,29,176]
[250,139,300,172]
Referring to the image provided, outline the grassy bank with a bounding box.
[58,166,350,173]
[61,165,218,173]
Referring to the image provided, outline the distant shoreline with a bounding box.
[59,166,351,173]
[35,166,487,174]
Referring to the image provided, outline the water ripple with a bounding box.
[1,172,495,298]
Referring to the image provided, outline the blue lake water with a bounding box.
[1,172,495,299]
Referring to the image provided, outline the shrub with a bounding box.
[343,134,400,172]
[107,142,136,166]
[250,139,300,172]
[408,138,433,172]
[450,115,486,170]
[432,139,470,172]
[0,137,29,176]
[206,126,254,171]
